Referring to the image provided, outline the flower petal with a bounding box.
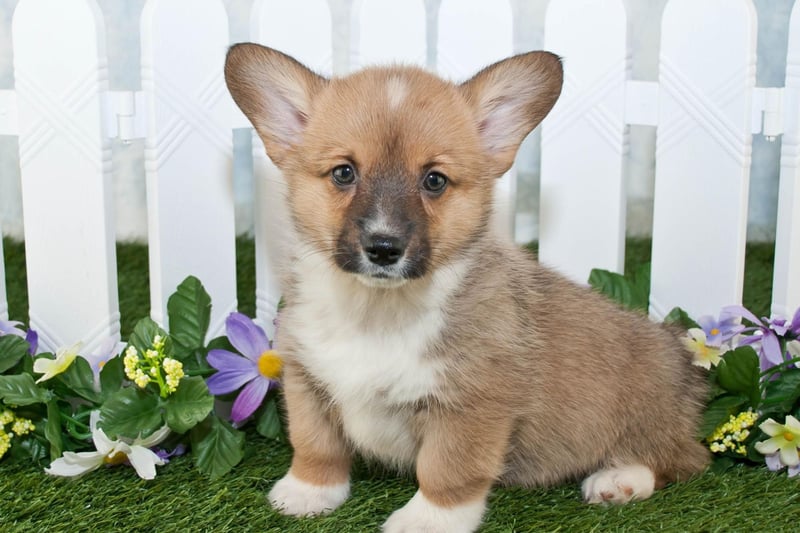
[758,418,782,437]
[207,349,256,373]
[225,313,270,362]
[761,332,784,366]
[45,451,104,477]
[755,438,780,455]
[127,445,165,480]
[135,424,171,448]
[784,415,800,433]
[206,367,259,396]
[779,444,800,467]
[721,305,763,326]
[764,452,784,471]
[230,377,271,423]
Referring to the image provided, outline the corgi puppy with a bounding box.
[224,44,709,533]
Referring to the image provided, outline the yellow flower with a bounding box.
[683,329,727,369]
[755,415,800,466]
[33,342,82,383]
[707,410,758,455]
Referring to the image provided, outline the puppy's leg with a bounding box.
[269,362,351,516]
[382,412,512,533]
[581,464,656,504]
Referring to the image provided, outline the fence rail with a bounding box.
[0,0,798,353]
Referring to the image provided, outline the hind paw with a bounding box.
[582,464,655,504]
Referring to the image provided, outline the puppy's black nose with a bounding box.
[363,234,405,266]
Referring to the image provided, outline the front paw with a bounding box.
[268,472,350,516]
[382,491,485,533]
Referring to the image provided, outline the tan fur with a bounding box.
[225,43,709,525]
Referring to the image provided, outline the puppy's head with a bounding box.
[225,44,562,287]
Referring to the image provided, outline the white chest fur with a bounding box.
[287,249,470,465]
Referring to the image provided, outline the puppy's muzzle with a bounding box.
[362,233,406,267]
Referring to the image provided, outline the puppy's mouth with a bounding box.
[333,232,428,288]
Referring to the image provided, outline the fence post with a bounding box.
[12,0,120,352]
[772,1,800,319]
[0,229,6,321]
[436,0,516,240]
[141,0,237,338]
[249,0,335,336]
[650,0,757,320]
[351,0,426,69]
[540,0,628,284]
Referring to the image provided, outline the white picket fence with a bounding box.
[0,0,798,354]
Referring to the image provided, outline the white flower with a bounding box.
[33,342,82,383]
[787,339,800,359]
[45,412,170,480]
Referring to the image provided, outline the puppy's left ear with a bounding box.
[460,52,563,175]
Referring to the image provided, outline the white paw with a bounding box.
[268,472,350,516]
[582,464,655,504]
[382,490,485,533]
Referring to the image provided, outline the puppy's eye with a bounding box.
[331,164,356,186]
[422,171,448,194]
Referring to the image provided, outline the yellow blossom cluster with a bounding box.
[707,410,759,455]
[0,409,36,460]
[123,335,184,397]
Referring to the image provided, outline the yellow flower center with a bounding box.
[104,451,128,466]
[258,350,282,379]
[710,328,720,336]
[784,431,796,442]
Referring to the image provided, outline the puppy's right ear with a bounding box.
[225,43,327,166]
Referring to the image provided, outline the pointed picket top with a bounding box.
[650,0,756,320]
[351,0,426,69]
[539,0,628,284]
[251,0,333,76]
[13,0,120,353]
[141,0,237,339]
[436,0,516,238]
[772,0,800,319]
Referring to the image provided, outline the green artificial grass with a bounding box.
[2,237,796,532]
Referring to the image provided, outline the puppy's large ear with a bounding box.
[460,52,563,176]
[225,43,327,166]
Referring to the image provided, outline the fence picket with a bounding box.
[772,1,800,319]
[650,0,757,320]
[437,0,516,238]
[141,0,237,338]
[540,0,628,284]
[249,0,335,335]
[12,0,119,352]
[353,0,426,69]
[251,0,333,75]
[0,229,6,321]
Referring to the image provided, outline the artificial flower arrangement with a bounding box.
[0,276,283,479]
[589,267,800,477]
[1,270,799,481]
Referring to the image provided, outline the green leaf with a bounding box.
[56,356,100,403]
[761,368,800,413]
[129,318,171,356]
[700,394,747,438]
[256,396,283,439]
[45,400,63,461]
[717,346,760,407]
[99,387,163,440]
[588,267,649,312]
[164,376,214,433]
[0,334,30,373]
[191,415,245,479]
[168,276,211,359]
[99,355,124,402]
[0,374,50,405]
[663,306,699,329]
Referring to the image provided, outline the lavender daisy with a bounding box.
[206,312,282,424]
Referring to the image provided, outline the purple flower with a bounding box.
[206,313,282,424]
[154,443,187,464]
[0,318,37,354]
[722,305,784,371]
[696,313,744,347]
